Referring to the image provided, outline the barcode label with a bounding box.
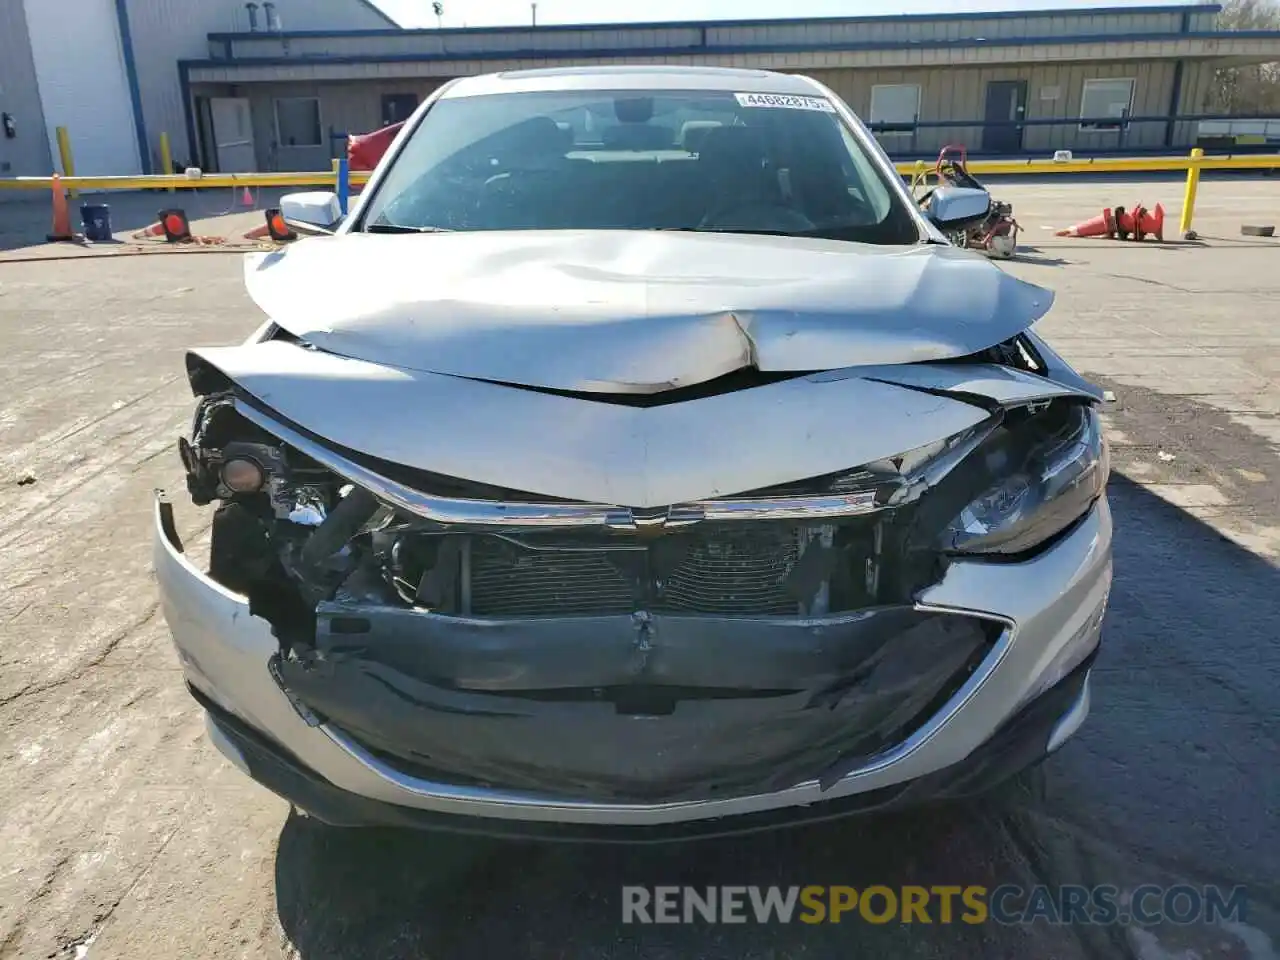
[734,93,836,112]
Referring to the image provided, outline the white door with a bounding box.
[211,98,256,173]
[23,0,141,175]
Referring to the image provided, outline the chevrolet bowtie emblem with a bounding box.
[604,505,705,533]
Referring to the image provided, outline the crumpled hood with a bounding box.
[245,230,1053,393]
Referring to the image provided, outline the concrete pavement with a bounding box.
[0,177,1277,960]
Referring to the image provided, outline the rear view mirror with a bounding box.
[280,191,343,234]
[925,186,992,229]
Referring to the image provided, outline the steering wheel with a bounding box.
[698,200,816,233]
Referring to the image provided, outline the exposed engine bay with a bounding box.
[182,330,1097,632]
[172,326,1107,803]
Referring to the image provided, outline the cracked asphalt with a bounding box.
[0,178,1277,960]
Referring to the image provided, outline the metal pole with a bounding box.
[1179,147,1204,240]
[159,132,174,191]
[337,156,350,216]
[532,3,537,26]
[55,126,78,198]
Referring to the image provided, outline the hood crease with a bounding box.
[245,230,1053,395]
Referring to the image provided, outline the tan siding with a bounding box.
[1181,61,1216,115]
[226,77,450,170]
[807,57,1182,156]
[192,37,1276,85]
[226,9,1208,67]
[1177,60,1216,146]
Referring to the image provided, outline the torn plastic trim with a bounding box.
[306,604,1015,802]
[156,491,184,553]
[1021,330,1107,404]
[232,398,910,529]
[274,608,994,803]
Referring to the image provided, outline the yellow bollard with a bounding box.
[1179,147,1204,240]
[159,132,174,191]
[55,126,77,198]
[911,158,927,194]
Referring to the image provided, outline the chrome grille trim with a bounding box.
[234,399,888,529]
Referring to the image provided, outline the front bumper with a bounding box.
[195,655,1094,841]
[154,494,1111,829]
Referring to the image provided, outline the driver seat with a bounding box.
[695,126,782,206]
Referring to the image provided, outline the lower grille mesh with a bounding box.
[468,544,635,616]
[466,527,803,617]
[655,528,800,615]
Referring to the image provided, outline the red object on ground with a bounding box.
[47,174,74,242]
[1112,202,1166,242]
[160,209,192,243]
[1055,209,1116,238]
[1138,202,1165,242]
[348,121,405,171]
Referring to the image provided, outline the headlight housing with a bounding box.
[943,401,1108,556]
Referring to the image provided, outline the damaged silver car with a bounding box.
[154,66,1112,840]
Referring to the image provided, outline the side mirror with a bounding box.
[925,186,992,229]
[279,191,343,234]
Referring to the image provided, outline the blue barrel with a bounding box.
[80,203,113,242]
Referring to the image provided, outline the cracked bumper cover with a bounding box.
[154,494,1111,828]
[276,604,994,803]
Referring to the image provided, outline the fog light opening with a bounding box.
[221,457,265,494]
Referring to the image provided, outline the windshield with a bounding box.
[358,88,921,244]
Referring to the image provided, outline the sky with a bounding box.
[371,0,1206,28]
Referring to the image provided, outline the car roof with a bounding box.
[440,65,826,99]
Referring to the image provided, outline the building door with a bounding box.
[23,0,142,174]
[982,80,1027,154]
[381,94,419,127]
[210,97,256,172]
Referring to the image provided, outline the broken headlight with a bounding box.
[943,402,1108,556]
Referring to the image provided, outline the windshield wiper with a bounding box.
[654,227,796,237]
[364,223,454,234]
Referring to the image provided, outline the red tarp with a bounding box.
[348,122,405,171]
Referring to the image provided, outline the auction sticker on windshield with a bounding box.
[735,92,836,112]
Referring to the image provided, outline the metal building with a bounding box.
[4,0,1280,180]
[0,0,396,182]
[181,1,1280,171]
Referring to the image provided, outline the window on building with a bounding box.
[1079,78,1135,131]
[869,84,921,135]
[275,97,322,148]
[381,94,420,127]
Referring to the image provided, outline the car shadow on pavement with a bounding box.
[273,425,1280,959]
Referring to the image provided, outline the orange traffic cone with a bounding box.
[159,209,192,243]
[240,186,254,208]
[131,220,167,239]
[46,174,75,242]
[1111,204,1135,240]
[1137,203,1165,242]
[244,209,296,242]
[265,208,295,242]
[1055,208,1115,239]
